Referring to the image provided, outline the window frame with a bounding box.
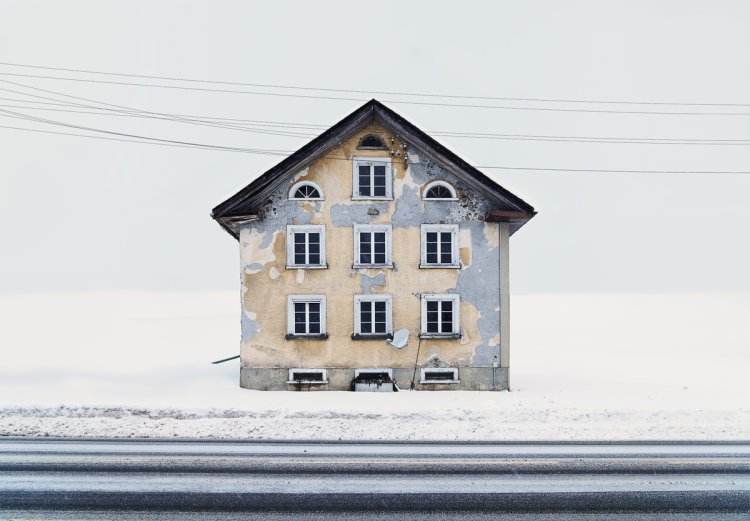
[353,224,393,268]
[352,157,393,200]
[420,367,460,384]
[353,294,393,339]
[420,224,460,269]
[286,224,327,269]
[286,295,327,339]
[288,181,324,201]
[420,293,461,338]
[422,180,458,201]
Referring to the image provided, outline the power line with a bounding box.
[1,71,748,116]
[1,119,749,175]
[2,98,749,146]
[2,61,749,108]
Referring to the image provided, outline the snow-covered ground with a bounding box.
[0,291,748,440]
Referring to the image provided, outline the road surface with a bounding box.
[0,438,748,518]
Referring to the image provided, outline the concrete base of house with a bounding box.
[239,367,509,391]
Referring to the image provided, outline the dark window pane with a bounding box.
[294,243,306,254]
[309,322,320,334]
[375,302,386,312]
[306,187,320,198]
[295,323,306,334]
[374,186,386,197]
[374,321,386,333]
[374,311,386,323]
[295,303,305,313]
[308,303,320,314]
[441,321,453,333]
[360,253,371,264]
[427,301,438,312]
[308,233,319,244]
[294,253,305,265]
[308,242,320,254]
[374,253,386,264]
[442,301,452,313]
[309,313,320,326]
[373,165,386,181]
[441,311,453,322]
[426,253,438,264]
[294,234,305,245]
[427,311,438,323]
[361,321,372,334]
[427,321,438,333]
[360,301,371,312]
[308,253,320,265]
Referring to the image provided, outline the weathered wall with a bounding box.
[238,123,505,386]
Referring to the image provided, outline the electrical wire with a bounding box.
[2,61,749,107]
[1,72,748,116]
[1,98,748,146]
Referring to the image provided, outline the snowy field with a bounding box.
[0,291,748,440]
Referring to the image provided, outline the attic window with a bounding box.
[423,181,457,200]
[357,134,387,150]
[289,181,323,200]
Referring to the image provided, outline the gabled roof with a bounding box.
[212,99,536,237]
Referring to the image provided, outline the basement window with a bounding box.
[420,224,459,268]
[289,181,324,200]
[420,294,460,338]
[286,295,327,338]
[352,157,393,200]
[353,294,392,339]
[423,181,457,200]
[286,224,326,268]
[420,367,459,384]
[353,224,392,268]
[288,368,328,384]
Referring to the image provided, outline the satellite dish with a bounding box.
[388,329,409,349]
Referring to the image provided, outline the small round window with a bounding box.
[423,181,457,200]
[289,181,324,200]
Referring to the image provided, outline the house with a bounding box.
[211,100,535,391]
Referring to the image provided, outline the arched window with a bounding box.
[289,181,324,200]
[423,181,457,200]
[357,134,387,150]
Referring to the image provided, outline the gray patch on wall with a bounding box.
[450,221,501,366]
[360,273,386,294]
[330,202,390,227]
[392,156,491,227]
[241,313,261,343]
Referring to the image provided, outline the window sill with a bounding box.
[289,198,324,201]
[419,264,460,269]
[420,379,460,384]
[285,333,329,340]
[286,264,328,270]
[423,198,458,202]
[286,380,328,385]
[351,333,393,341]
[351,196,394,201]
[352,264,393,270]
[419,333,462,340]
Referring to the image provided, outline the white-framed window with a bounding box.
[420,294,460,338]
[420,367,459,384]
[288,368,328,384]
[352,157,392,200]
[289,181,324,200]
[353,294,392,337]
[420,224,459,268]
[286,225,326,268]
[423,181,457,200]
[353,224,392,268]
[287,295,327,338]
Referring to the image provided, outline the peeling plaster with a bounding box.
[269,267,280,280]
[360,273,386,294]
[330,202,390,227]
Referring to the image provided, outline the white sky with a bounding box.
[1,0,749,294]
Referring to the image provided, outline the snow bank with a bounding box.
[0,291,748,440]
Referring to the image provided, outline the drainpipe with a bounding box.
[492,356,498,391]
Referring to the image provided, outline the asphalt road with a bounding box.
[0,438,748,517]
